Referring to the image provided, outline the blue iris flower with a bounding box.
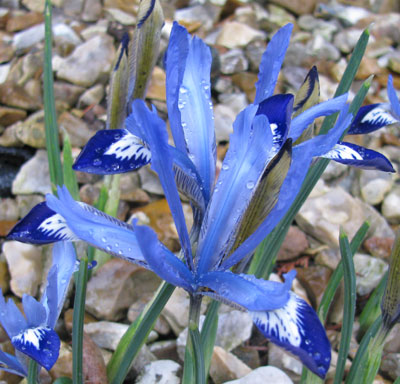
[8,23,396,379]
[0,242,76,376]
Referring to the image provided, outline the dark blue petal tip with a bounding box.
[7,202,78,244]
[73,129,151,175]
[252,293,331,379]
[12,326,60,371]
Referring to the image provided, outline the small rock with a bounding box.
[63,0,84,17]
[224,366,293,384]
[277,226,309,261]
[219,49,248,75]
[0,81,41,110]
[364,236,394,260]
[82,333,108,384]
[105,8,136,25]
[58,111,94,147]
[354,253,388,296]
[175,4,221,33]
[296,265,331,307]
[53,81,85,108]
[380,352,400,380]
[78,84,104,108]
[209,346,252,384]
[382,186,400,223]
[216,21,266,49]
[12,23,44,51]
[49,341,72,380]
[307,34,341,62]
[6,11,43,32]
[12,149,51,195]
[0,198,18,221]
[360,169,393,205]
[268,342,303,381]
[15,110,46,148]
[138,166,164,195]
[136,360,181,384]
[0,106,26,127]
[162,288,191,335]
[120,173,149,203]
[2,241,42,297]
[53,23,83,52]
[0,40,14,64]
[149,340,178,361]
[84,321,130,351]
[0,63,11,84]
[82,0,103,22]
[56,35,115,87]
[334,28,367,54]
[214,104,236,142]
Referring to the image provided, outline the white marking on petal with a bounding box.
[322,143,363,161]
[361,106,398,126]
[251,293,304,347]
[12,327,47,351]
[38,214,78,241]
[104,131,151,162]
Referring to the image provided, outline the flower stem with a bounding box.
[27,359,38,384]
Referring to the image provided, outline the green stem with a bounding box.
[27,359,38,384]
[72,256,88,384]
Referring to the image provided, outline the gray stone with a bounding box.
[53,81,85,108]
[0,198,19,221]
[214,104,236,142]
[105,8,136,25]
[219,49,248,75]
[353,253,388,296]
[58,111,94,148]
[268,342,303,382]
[82,0,103,22]
[53,23,82,50]
[216,21,266,49]
[334,29,367,54]
[307,35,341,62]
[360,169,393,205]
[224,366,293,384]
[12,23,44,51]
[136,360,181,384]
[12,150,51,195]
[2,241,43,297]
[138,166,164,195]
[218,93,248,115]
[380,352,400,380]
[78,84,105,108]
[244,40,266,71]
[15,110,46,148]
[0,64,11,84]
[175,4,221,33]
[56,35,115,87]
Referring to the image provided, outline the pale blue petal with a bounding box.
[290,94,348,142]
[22,295,46,328]
[166,22,216,199]
[12,326,60,371]
[128,100,193,269]
[254,24,293,104]
[0,350,27,377]
[321,141,395,172]
[251,292,331,379]
[223,106,352,269]
[0,293,27,339]
[132,222,194,292]
[73,129,151,174]
[387,74,400,119]
[197,106,274,274]
[198,270,295,311]
[7,202,78,244]
[45,186,145,265]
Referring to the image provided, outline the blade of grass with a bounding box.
[201,301,220,378]
[333,229,357,384]
[250,74,373,280]
[107,282,175,384]
[62,131,79,201]
[72,256,88,384]
[44,0,63,192]
[27,359,38,384]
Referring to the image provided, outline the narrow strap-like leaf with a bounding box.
[62,131,79,201]
[201,301,220,378]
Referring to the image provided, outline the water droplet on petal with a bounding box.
[93,158,102,166]
[106,246,111,252]
[314,352,321,360]
[305,339,311,345]
[111,163,120,171]
[115,242,119,247]
[246,181,255,189]
[179,86,188,94]
[101,237,106,243]
[222,164,229,170]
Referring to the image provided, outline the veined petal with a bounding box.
[251,292,331,379]
[128,100,193,269]
[197,106,275,274]
[223,106,353,269]
[293,66,320,114]
[132,223,194,291]
[12,326,60,371]
[45,186,146,265]
[290,94,348,142]
[0,293,28,339]
[73,129,151,175]
[198,270,295,311]
[166,22,216,199]
[348,103,399,135]
[254,23,293,104]
[7,202,78,244]
[0,350,27,377]
[321,141,395,172]
[256,94,293,157]
[387,74,400,119]
[22,295,46,329]
[41,242,77,329]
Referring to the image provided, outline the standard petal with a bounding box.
[12,326,60,371]
[7,202,78,244]
[251,292,331,379]
[45,186,145,265]
[0,350,27,377]
[254,23,293,104]
[127,100,193,268]
[290,94,348,142]
[387,74,400,119]
[22,295,46,329]
[348,103,399,135]
[132,223,194,291]
[198,270,295,311]
[321,141,395,172]
[73,129,151,174]
[256,94,293,157]
[166,22,216,199]
[197,106,275,273]
[0,293,28,339]
[293,66,320,114]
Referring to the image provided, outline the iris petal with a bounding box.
[321,141,395,172]
[73,129,151,175]
[387,75,400,119]
[12,326,60,371]
[0,293,28,339]
[254,23,293,104]
[7,202,78,244]
[46,186,145,265]
[22,295,46,329]
[0,349,26,376]
[251,292,331,379]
